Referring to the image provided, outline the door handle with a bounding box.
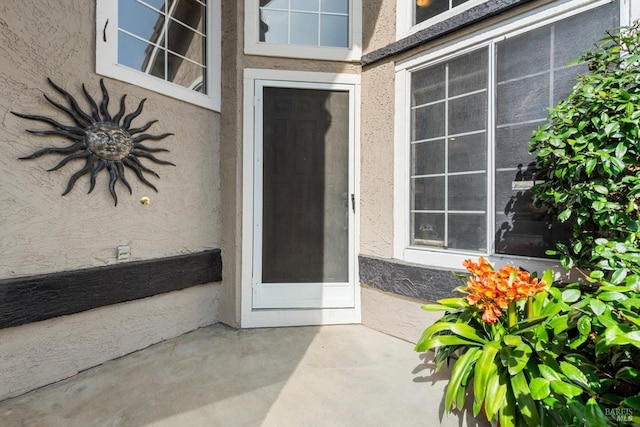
[351,194,355,213]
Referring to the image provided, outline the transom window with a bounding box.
[244,0,362,61]
[402,1,620,260]
[259,0,349,48]
[96,0,221,110]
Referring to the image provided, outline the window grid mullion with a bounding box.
[487,43,496,256]
[444,63,450,249]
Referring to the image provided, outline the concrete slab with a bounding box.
[0,324,488,427]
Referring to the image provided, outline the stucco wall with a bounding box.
[0,0,221,399]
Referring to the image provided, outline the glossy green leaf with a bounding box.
[598,291,627,301]
[622,395,640,410]
[511,371,540,427]
[589,299,607,316]
[444,347,481,411]
[484,369,508,421]
[507,343,532,376]
[549,380,583,398]
[562,289,581,303]
[473,342,501,416]
[529,377,551,400]
[585,397,607,427]
[560,361,590,390]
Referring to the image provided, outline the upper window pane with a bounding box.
[117,0,207,94]
[259,0,349,48]
[415,0,472,25]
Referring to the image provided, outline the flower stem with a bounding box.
[527,296,534,319]
[508,301,517,328]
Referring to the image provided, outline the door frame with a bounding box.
[241,68,361,328]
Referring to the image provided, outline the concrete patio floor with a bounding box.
[0,324,488,427]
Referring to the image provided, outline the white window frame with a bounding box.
[396,0,488,40]
[394,0,636,273]
[96,0,221,111]
[244,0,362,61]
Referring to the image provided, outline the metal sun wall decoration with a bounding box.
[12,78,175,206]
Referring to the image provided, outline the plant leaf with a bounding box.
[484,369,508,421]
[584,397,607,427]
[511,370,540,427]
[444,347,481,411]
[529,377,551,400]
[473,341,501,416]
[560,361,590,390]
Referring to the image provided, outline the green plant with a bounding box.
[415,258,557,426]
[416,259,640,426]
[529,22,640,274]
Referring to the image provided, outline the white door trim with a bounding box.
[241,68,361,328]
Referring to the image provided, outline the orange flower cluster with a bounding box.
[462,257,547,324]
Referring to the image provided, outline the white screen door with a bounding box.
[252,81,355,310]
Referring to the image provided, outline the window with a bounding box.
[415,0,473,25]
[96,0,221,111]
[395,0,624,268]
[396,0,486,39]
[244,0,362,61]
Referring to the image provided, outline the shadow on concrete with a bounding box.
[0,324,485,427]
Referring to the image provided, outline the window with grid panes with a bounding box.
[96,0,220,110]
[409,1,619,257]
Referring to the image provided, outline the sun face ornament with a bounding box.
[12,78,175,206]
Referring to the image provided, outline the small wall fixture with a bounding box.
[12,78,175,206]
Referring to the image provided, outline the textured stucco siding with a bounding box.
[0,0,222,400]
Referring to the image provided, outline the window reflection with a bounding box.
[259,0,349,48]
[117,0,207,94]
[415,0,471,25]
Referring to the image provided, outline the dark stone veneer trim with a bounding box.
[362,0,536,66]
[359,254,463,301]
[0,249,222,329]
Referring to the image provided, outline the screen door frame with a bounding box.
[241,69,361,328]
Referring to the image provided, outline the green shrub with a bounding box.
[529,21,640,275]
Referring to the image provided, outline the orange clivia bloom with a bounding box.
[462,258,547,324]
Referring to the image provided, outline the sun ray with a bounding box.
[25,129,84,140]
[115,162,132,194]
[128,119,158,135]
[131,132,174,144]
[123,157,159,191]
[121,99,147,130]
[82,83,101,122]
[62,157,97,196]
[124,156,160,178]
[99,79,112,122]
[107,164,118,205]
[132,144,169,153]
[20,142,86,159]
[11,112,79,133]
[47,151,92,171]
[43,94,91,129]
[47,78,95,125]
[131,150,176,166]
[88,160,107,194]
[112,94,127,126]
